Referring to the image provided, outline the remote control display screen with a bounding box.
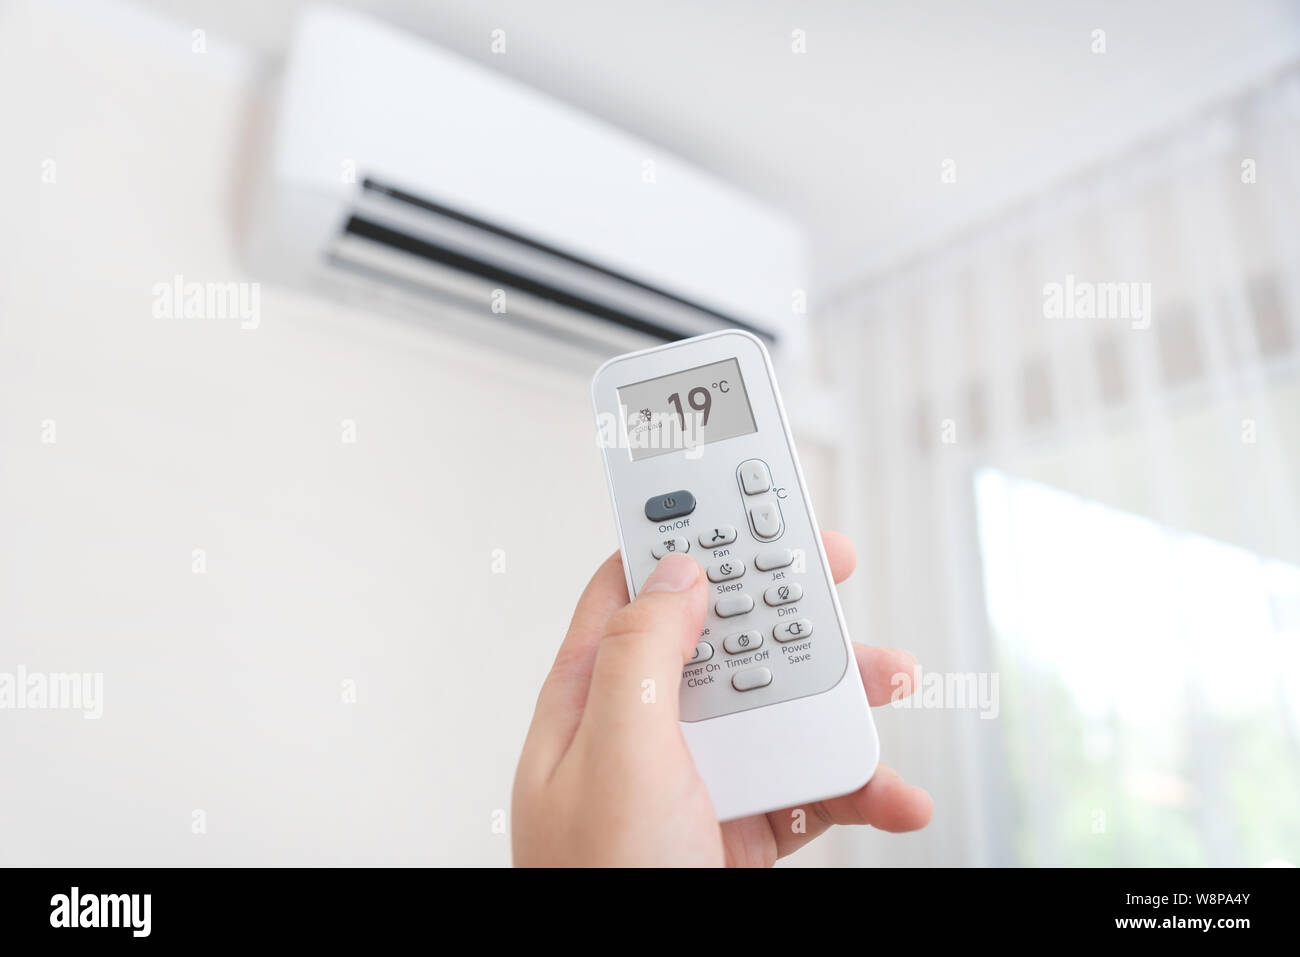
[618,357,757,460]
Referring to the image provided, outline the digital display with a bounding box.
[617,358,757,460]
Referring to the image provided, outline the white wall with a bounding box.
[0,0,602,866]
[0,0,856,866]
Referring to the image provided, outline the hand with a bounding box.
[512,531,932,866]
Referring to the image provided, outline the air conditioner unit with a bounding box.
[244,6,807,362]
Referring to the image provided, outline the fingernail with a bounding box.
[642,554,700,593]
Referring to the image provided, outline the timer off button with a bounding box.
[645,490,696,522]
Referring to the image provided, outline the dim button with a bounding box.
[764,582,802,606]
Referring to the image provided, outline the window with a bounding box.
[975,468,1300,866]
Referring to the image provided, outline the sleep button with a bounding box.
[645,490,696,522]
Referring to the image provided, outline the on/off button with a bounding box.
[645,490,696,522]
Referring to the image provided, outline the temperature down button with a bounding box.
[749,502,782,540]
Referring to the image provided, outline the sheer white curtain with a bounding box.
[819,69,1300,866]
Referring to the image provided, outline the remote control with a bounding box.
[591,329,879,821]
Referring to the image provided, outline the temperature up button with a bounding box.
[738,459,772,494]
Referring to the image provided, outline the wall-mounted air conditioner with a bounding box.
[244,6,807,361]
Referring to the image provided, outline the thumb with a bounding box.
[577,553,708,750]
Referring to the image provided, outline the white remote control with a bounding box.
[591,329,879,821]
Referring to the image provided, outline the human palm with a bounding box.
[512,531,931,867]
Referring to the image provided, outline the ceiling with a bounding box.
[137,0,1300,294]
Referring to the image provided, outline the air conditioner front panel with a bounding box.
[260,6,806,341]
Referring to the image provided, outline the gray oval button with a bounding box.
[715,594,754,618]
[738,460,772,495]
[651,537,690,558]
[707,559,745,583]
[749,502,782,539]
[699,525,738,549]
[773,619,813,642]
[645,491,696,522]
[764,582,802,606]
[689,640,714,664]
[722,630,762,654]
[754,548,793,571]
[731,667,773,692]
